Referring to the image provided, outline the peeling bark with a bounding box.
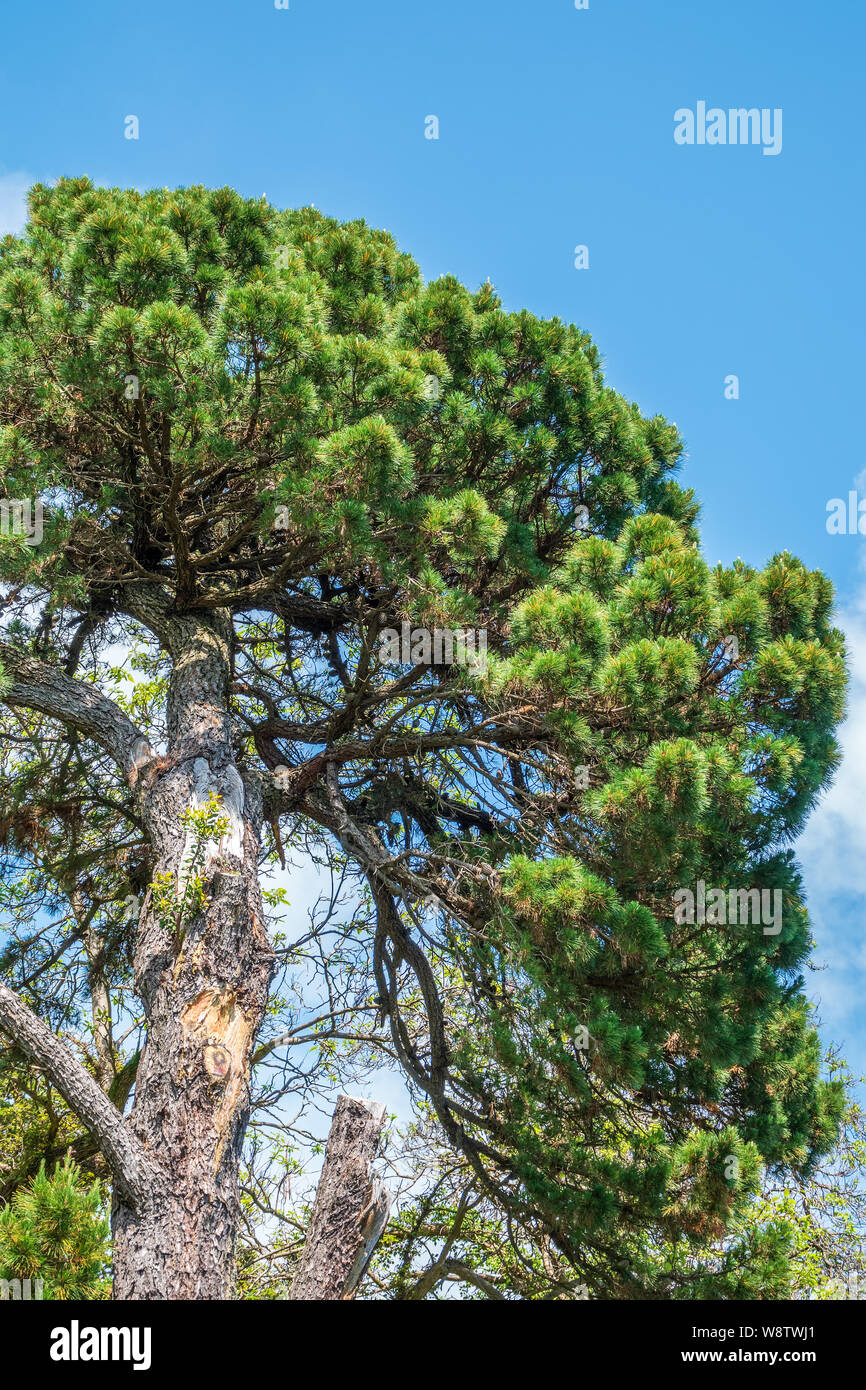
[0,614,392,1302]
[0,615,278,1299]
[111,612,276,1300]
[290,1094,390,1301]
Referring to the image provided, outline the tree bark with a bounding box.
[1,620,394,1300]
[0,642,153,779]
[111,613,276,1299]
[0,618,291,1299]
[0,979,157,1208]
[290,1094,390,1300]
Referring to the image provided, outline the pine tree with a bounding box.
[0,1160,110,1299]
[0,179,846,1298]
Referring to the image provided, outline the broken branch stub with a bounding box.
[290,1094,390,1301]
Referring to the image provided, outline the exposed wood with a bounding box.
[290,1094,390,1300]
[110,610,276,1300]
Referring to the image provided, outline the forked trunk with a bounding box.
[107,617,390,1298]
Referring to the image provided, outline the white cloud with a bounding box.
[0,172,31,236]
[800,570,866,892]
[798,560,866,1058]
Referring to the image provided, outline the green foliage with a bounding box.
[0,178,851,1298]
[726,1052,866,1300]
[0,177,689,613]
[0,1160,110,1299]
[150,792,230,953]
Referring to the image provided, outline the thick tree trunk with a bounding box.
[112,616,275,1300]
[290,1095,390,1301]
[2,620,391,1301]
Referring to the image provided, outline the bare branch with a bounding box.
[0,979,159,1209]
[0,644,151,782]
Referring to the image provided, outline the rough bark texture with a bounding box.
[0,617,276,1297]
[290,1094,390,1301]
[0,642,152,778]
[0,612,393,1300]
[110,611,276,1300]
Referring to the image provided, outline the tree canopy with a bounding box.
[0,177,848,1298]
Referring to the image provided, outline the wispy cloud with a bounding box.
[799,559,866,1070]
[0,172,31,236]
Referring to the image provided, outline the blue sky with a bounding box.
[1,0,864,1079]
